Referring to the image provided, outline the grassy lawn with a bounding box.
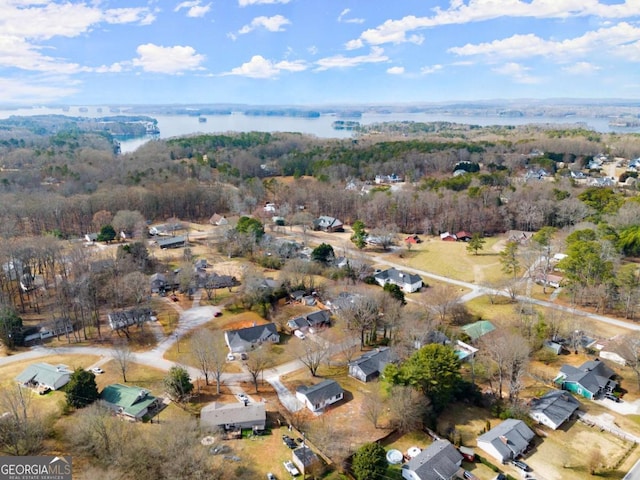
[391,235,505,284]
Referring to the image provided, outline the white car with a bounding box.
[283,461,300,477]
[294,330,306,340]
[227,353,235,361]
[237,393,249,403]
[90,367,104,374]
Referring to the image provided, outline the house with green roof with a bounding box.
[15,362,72,391]
[461,320,496,342]
[99,384,158,421]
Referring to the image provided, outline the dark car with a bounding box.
[282,435,296,449]
[240,353,248,360]
[494,475,507,480]
[605,393,621,403]
[512,460,530,472]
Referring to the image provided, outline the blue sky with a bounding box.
[1,0,640,105]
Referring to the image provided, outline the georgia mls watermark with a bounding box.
[0,456,72,480]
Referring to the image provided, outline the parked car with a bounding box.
[90,367,104,374]
[605,393,621,403]
[294,330,306,340]
[214,311,222,317]
[240,353,248,360]
[463,471,479,479]
[238,393,249,403]
[283,461,300,476]
[282,435,297,449]
[227,353,235,361]
[494,475,507,480]
[267,474,276,480]
[512,460,530,472]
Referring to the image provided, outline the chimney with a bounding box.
[499,435,508,445]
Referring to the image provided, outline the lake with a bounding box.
[0,105,636,154]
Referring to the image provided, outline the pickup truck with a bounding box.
[283,461,300,476]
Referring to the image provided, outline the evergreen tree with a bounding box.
[65,368,99,408]
[466,232,486,255]
[351,442,387,480]
[97,224,116,243]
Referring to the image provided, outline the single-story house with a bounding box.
[108,308,153,331]
[225,323,280,353]
[209,213,229,226]
[194,258,208,270]
[477,419,535,463]
[296,379,344,412]
[405,234,422,244]
[374,267,423,293]
[554,359,617,400]
[349,347,393,383]
[461,320,496,342]
[156,235,187,249]
[150,273,167,293]
[16,363,72,391]
[84,233,98,243]
[313,216,344,233]
[288,310,331,332]
[529,390,580,430]
[454,340,478,362]
[401,439,463,480]
[292,446,322,475]
[200,401,266,432]
[597,337,634,366]
[456,231,473,241]
[440,232,457,242]
[99,384,158,421]
[543,340,564,355]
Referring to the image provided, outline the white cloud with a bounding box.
[238,15,291,34]
[562,62,601,74]
[346,1,640,48]
[104,7,157,25]
[308,46,318,55]
[0,34,85,73]
[132,44,206,74]
[338,8,364,24]
[493,62,540,84]
[345,39,364,50]
[238,0,290,6]
[387,66,404,75]
[448,23,640,61]
[315,46,388,71]
[223,55,306,78]
[421,64,443,74]
[174,1,211,18]
[0,77,78,104]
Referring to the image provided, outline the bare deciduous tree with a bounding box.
[191,329,227,394]
[0,384,46,455]
[296,336,330,377]
[245,347,273,393]
[479,330,530,402]
[388,385,429,433]
[112,340,133,383]
[361,389,385,429]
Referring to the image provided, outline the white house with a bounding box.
[295,380,344,412]
[529,390,580,430]
[224,323,280,353]
[477,419,535,463]
[15,363,72,391]
[200,402,266,432]
[374,268,423,293]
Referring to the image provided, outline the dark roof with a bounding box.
[405,439,463,480]
[292,446,320,468]
[306,310,330,326]
[296,379,343,405]
[313,216,343,229]
[200,402,265,427]
[477,419,534,460]
[226,323,278,345]
[559,359,616,395]
[349,347,392,377]
[287,316,309,330]
[374,267,422,285]
[157,235,187,248]
[529,390,580,426]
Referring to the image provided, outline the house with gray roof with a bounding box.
[292,446,322,475]
[374,268,423,293]
[224,323,280,353]
[349,347,393,383]
[313,216,344,232]
[99,384,158,421]
[477,419,535,463]
[16,363,72,391]
[401,439,463,480]
[296,379,344,412]
[200,401,266,432]
[554,358,617,400]
[529,390,580,430]
[156,235,187,249]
